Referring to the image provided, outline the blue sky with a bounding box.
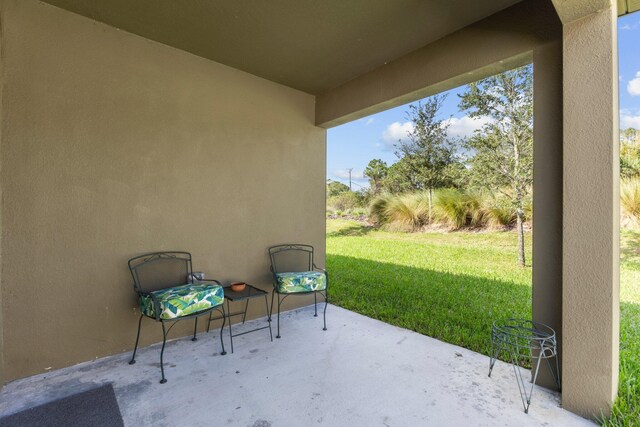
[327,12,640,188]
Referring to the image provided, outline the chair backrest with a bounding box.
[269,244,314,274]
[128,251,193,293]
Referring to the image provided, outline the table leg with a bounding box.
[227,299,234,354]
[242,299,249,324]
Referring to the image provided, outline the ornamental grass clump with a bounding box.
[432,189,485,229]
[368,192,427,231]
[483,194,516,228]
[621,178,640,227]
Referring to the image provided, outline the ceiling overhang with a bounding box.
[619,0,640,15]
[40,0,522,95]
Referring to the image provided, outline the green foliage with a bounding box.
[382,158,421,193]
[384,194,428,232]
[459,65,533,193]
[326,180,350,197]
[459,64,533,266]
[327,191,361,212]
[368,192,427,231]
[369,188,531,231]
[621,178,640,227]
[621,128,640,179]
[363,159,388,194]
[368,193,390,225]
[432,189,484,229]
[395,94,459,193]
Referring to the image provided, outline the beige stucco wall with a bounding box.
[560,3,620,417]
[532,39,564,389]
[0,0,325,382]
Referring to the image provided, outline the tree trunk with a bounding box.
[516,206,526,267]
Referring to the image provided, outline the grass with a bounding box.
[326,219,640,425]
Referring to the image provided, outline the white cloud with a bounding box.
[332,169,365,181]
[628,71,640,96]
[619,20,640,31]
[358,117,374,126]
[381,121,414,149]
[621,113,640,129]
[442,115,492,139]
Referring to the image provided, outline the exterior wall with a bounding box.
[0,0,325,381]
[561,4,620,416]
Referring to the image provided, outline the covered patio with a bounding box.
[0,306,592,426]
[0,0,634,423]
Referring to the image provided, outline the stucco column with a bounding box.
[532,39,563,390]
[561,3,619,417]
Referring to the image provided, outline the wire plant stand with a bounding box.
[488,319,560,414]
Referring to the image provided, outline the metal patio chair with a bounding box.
[127,251,226,383]
[268,244,328,338]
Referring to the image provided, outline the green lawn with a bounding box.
[326,219,640,425]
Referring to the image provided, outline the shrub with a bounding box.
[368,192,427,231]
[483,194,516,228]
[432,189,485,229]
[369,188,533,231]
[327,191,360,212]
[369,193,391,225]
[383,193,428,231]
[621,178,640,227]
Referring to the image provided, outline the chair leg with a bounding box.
[159,321,168,384]
[322,291,328,331]
[265,294,273,341]
[220,306,227,356]
[269,289,275,322]
[276,294,281,339]
[192,317,198,342]
[314,292,318,317]
[129,314,144,365]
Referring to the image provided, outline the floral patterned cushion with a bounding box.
[140,283,224,320]
[275,271,327,293]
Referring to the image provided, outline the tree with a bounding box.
[383,158,421,194]
[395,94,458,218]
[326,180,350,197]
[364,159,388,194]
[459,64,533,267]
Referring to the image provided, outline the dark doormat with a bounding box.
[0,383,124,427]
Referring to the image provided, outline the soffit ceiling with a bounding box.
[619,0,640,15]
[41,0,522,94]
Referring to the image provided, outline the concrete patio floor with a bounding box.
[0,305,592,426]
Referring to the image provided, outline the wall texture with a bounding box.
[561,3,620,416]
[0,0,325,381]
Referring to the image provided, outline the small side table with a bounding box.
[208,284,273,353]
